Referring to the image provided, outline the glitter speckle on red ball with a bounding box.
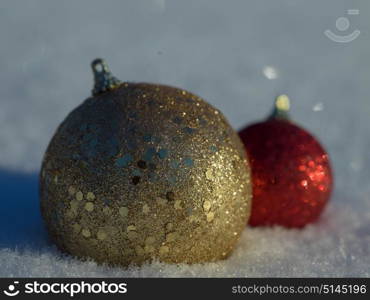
[239,95,333,228]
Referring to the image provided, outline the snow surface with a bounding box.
[0,0,369,277]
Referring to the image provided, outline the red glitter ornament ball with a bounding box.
[239,95,333,228]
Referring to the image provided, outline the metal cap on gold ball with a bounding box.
[40,59,252,267]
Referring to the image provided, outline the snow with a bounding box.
[0,0,369,277]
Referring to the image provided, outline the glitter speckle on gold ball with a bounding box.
[39,58,252,267]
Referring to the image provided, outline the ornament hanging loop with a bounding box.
[91,58,121,96]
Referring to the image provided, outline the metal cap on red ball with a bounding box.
[239,95,333,228]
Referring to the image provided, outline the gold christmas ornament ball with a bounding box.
[40,59,252,267]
